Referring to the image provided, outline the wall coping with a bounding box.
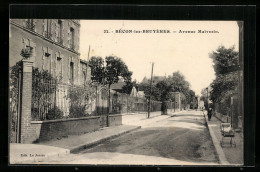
[109,114,122,117]
[31,114,123,124]
[31,116,101,124]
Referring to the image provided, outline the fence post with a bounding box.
[20,40,35,143]
[20,59,34,143]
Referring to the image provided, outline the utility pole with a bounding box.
[87,45,91,61]
[148,62,154,118]
[206,87,209,110]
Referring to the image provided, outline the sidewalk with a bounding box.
[10,125,140,164]
[10,111,185,164]
[205,112,243,165]
[39,125,141,153]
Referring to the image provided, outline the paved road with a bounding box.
[78,110,218,164]
[46,110,219,165]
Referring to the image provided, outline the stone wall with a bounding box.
[109,114,122,126]
[214,112,243,130]
[30,115,122,142]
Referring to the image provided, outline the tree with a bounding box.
[210,72,238,103]
[122,80,137,94]
[208,46,239,103]
[89,56,133,114]
[88,56,104,84]
[137,82,161,100]
[169,71,190,93]
[169,71,192,107]
[156,79,173,114]
[209,45,239,75]
[200,88,208,102]
[137,71,196,113]
[105,56,132,86]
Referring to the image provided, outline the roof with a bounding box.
[80,59,93,67]
[110,81,126,91]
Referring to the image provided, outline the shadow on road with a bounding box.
[80,125,218,164]
[171,114,204,118]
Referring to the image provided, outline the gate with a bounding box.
[9,71,22,143]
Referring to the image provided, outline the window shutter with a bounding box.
[42,19,47,36]
[33,19,37,32]
[56,21,60,43]
[49,48,53,75]
[68,27,71,49]
[75,29,78,51]
[42,47,46,70]
[51,20,55,41]
[53,22,56,42]
[60,54,64,80]
[68,57,71,84]
[61,20,65,46]
[77,59,80,84]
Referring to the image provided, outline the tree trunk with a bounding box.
[161,101,167,115]
[107,84,110,127]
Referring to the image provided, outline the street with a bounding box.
[45,110,219,165]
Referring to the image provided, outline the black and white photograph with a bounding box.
[8,7,249,166]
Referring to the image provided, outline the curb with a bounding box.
[205,117,230,165]
[70,126,141,153]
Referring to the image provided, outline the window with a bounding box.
[57,56,62,80]
[45,19,52,39]
[25,19,35,31]
[70,27,75,50]
[70,62,74,84]
[58,20,63,44]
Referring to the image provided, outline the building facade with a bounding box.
[10,19,92,117]
[9,19,88,85]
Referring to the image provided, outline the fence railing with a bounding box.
[31,81,61,121]
[31,81,164,121]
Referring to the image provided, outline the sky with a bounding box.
[79,20,239,96]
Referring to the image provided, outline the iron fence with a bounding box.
[31,81,164,121]
[9,73,22,143]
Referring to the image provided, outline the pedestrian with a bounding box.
[207,107,212,121]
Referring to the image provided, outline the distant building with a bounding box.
[141,76,149,83]
[137,91,145,98]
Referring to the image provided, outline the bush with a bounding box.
[67,84,96,118]
[69,105,87,118]
[46,106,64,120]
